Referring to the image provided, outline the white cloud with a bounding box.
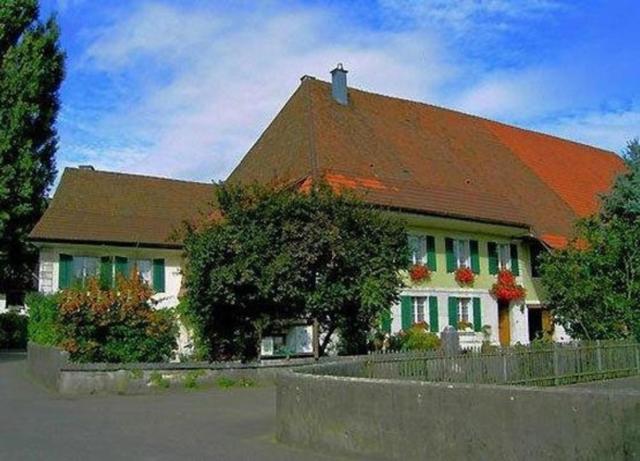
[75,3,454,181]
[535,105,640,153]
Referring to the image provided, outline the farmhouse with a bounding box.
[29,66,625,351]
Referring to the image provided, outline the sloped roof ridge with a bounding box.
[308,78,618,159]
[66,167,214,186]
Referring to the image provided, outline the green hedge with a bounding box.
[0,312,28,349]
[25,292,63,346]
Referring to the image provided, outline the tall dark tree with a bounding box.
[540,139,640,340]
[183,183,408,361]
[0,0,64,294]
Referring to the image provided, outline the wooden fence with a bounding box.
[300,341,640,386]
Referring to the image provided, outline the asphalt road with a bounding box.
[0,353,354,461]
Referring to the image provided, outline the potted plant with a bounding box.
[409,263,431,283]
[490,269,526,301]
[454,266,475,286]
[457,320,473,332]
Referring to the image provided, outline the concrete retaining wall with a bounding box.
[276,370,640,461]
[27,342,70,390]
[26,343,359,395]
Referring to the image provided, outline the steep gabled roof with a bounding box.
[228,77,625,245]
[30,168,216,247]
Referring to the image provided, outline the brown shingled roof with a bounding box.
[30,168,216,247]
[228,77,625,246]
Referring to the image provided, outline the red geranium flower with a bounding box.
[454,266,475,285]
[490,269,526,301]
[409,264,431,283]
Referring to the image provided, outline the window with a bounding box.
[412,296,428,324]
[131,259,152,285]
[458,298,471,323]
[497,243,511,270]
[72,256,99,286]
[453,239,470,269]
[408,235,427,265]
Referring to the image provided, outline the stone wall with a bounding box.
[276,370,640,461]
[27,342,69,390]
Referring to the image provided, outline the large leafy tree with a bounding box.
[0,0,64,293]
[540,139,640,340]
[183,183,408,361]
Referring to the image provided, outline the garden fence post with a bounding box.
[553,343,560,386]
[636,343,640,374]
[596,340,602,374]
[502,352,508,384]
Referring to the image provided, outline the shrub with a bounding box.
[0,312,28,349]
[388,324,441,351]
[57,276,177,363]
[183,370,205,389]
[25,292,62,346]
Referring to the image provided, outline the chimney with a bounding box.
[330,63,348,105]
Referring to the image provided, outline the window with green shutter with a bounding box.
[510,244,520,276]
[488,242,499,275]
[115,256,129,280]
[100,256,113,289]
[426,235,437,271]
[470,240,480,274]
[428,296,439,333]
[445,238,455,272]
[153,258,165,292]
[58,254,73,290]
[400,296,412,330]
[448,297,458,327]
[473,298,482,332]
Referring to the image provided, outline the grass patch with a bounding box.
[183,370,206,389]
[129,368,143,380]
[216,376,237,389]
[149,371,170,389]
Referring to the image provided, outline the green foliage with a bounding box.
[215,376,236,389]
[56,276,178,363]
[183,370,205,389]
[175,299,207,361]
[184,182,408,361]
[540,139,640,341]
[0,312,27,349]
[0,0,65,292]
[388,324,441,351]
[149,371,170,389]
[25,291,62,345]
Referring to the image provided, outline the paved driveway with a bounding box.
[0,353,355,461]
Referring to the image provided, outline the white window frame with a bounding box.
[497,243,511,271]
[458,297,471,323]
[408,235,427,265]
[72,256,99,285]
[453,239,471,269]
[412,296,428,324]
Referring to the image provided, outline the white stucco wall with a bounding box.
[36,244,183,308]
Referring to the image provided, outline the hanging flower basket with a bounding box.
[490,269,526,301]
[409,264,431,283]
[454,266,475,285]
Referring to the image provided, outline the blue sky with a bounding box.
[40,0,640,184]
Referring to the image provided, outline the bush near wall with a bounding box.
[26,292,62,346]
[26,276,177,363]
[0,312,28,349]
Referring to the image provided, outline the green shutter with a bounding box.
[510,244,520,276]
[426,236,437,271]
[428,296,439,333]
[401,296,413,330]
[445,238,455,273]
[473,298,482,332]
[488,242,499,275]
[381,309,392,334]
[153,258,166,292]
[58,254,73,290]
[470,240,480,274]
[100,256,113,289]
[448,297,458,327]
[115,256,129,280]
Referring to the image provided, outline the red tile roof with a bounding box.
[30,168,216,247]
[228,77,625,240]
